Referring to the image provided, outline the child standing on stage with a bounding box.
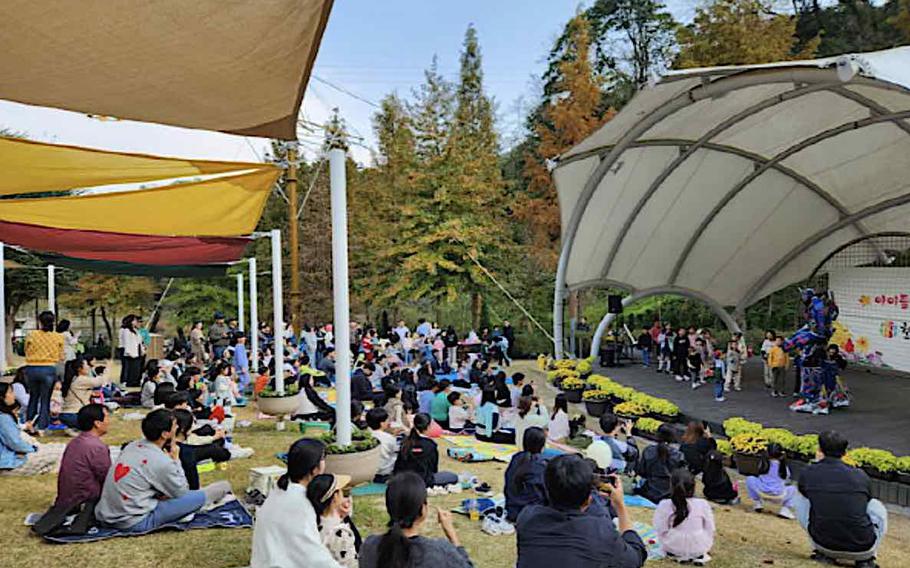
[724,341,742,393]
[767,336,790,398]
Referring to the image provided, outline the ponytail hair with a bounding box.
[377,472,428,568]
[656,423,676,463]
[277,438,326,491]
[400,413,430,457]
[670,468,695,527]
[62,357,86,398]
[767,442,789,480]
[510,427,546,494]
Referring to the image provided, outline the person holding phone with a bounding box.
[598,414,639,475]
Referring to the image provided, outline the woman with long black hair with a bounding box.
[504,427,548,522]
[118,314,144,387]
[475,389,515,444]
[653,468,715,563]
[251,438,341,568]
[360,472,473,568]
[636,423,686,503]
[393,413,457,488]
[547,393,570,442]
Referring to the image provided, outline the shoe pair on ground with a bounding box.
[668,552,711,565]
[480,507,515,536]
[753,503,796,520]
[811,550,878,567]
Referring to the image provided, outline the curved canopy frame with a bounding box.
[552,48,910,357]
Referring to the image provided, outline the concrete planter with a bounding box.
[324,444,382,485]
[257,393,300,417]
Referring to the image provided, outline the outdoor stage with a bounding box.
[595,359,910,456]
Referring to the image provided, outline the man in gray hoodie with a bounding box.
[95,409,231,532]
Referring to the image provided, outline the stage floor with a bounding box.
[595,359,910,455]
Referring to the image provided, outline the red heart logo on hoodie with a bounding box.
[114,463,130,482]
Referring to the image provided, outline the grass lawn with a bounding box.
[1,360,907,567]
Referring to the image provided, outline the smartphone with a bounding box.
[594,472,618,492]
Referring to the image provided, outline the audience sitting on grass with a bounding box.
[383,384,410,433]
[653,468,715,565]
[515,453,646,568]
[746,442,796,519]
[306,473,361,568]
[292,372,336,424]
[359,471,474,568]
[251,438,341,568]
[547,393,570,443]
[679,421,716,476]
[95,409,231,532]
[172,408,232,490]
[59,357,109,431]
[701,450,740,505]
[367,408,398,483]
[429,380,453,430]
[513,396,548,451]
[393,413,458,489]
[54,403,110,509]
[504,427,548,523]
[446,391,475,434]
[0,382,64,476]
[795,430,888,568]
[635,423,686,504]
[475,388,515,444]
[140,360,162,409]
[597,414,639,475]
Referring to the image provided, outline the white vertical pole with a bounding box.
[236,272,245,332]
[47,264,56,313]
[270,230,285,395]
[249,257,258,374]
[0,243,6,370]
[330,148,352,446]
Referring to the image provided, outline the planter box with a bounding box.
[735,452,766,476]
[896,472,910,486]
[615,412,644,422]
[257,393,300,416]
[650,412,679,424]
[862,465,895,482]
[584,399,612,418]
[632,428,659,441]
[564,389,583,404]
[325,444,382,486]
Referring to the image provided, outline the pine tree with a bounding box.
[517,15,614,270]
[675,0,818,69]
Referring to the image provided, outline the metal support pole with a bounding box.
[47,264,56,313]
[287,145,301,335]
[0,242,6,369]
[236,272,245,332]
[329,148,352,447]
[270,229,285,395]
[249,257,258,373]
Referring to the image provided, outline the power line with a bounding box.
[312,75,380,108]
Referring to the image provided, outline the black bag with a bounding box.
[32,499,98,537]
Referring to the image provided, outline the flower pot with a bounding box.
[632,427,658,441]
[584,400,611,418]
[257,393,300,417]
[650,412,678,423]
[722,454,734,468]
[897,472,910,486]
[862,465,895,481]
[564,389,583,404]
[615,412,642,422]
[325,444,382,486]
[735,452,767,476]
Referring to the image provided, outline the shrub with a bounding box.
[560,377,586,390]
[723,417,763,437]
[576,359,593,376]
[549,359,578,370]
[259,383,300,398]
[635,417,663,433]
[582,389,611,401]
[792,434,819,457]
[896,456,910,473]
[730,433,769,455]
[587,375,613,389]
[614,401,648,417]
[762,428,798,451]
[318,427,380,455]
[547,368,579,381]
[716,439,733,456]
[646,397,680,417]
[846,448,897,473]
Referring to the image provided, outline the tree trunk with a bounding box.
[471,292,483,331]
[100,306,114,349]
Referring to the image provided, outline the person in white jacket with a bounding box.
[251,438,341,568]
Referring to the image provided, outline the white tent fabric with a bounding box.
[553,48,910,356]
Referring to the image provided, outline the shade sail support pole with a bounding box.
[47,265,55,314]
[329,147,352,447]
[249,257,258,373]
[270,229,285,395]
[0,242,6,370]
[236,272,245,332]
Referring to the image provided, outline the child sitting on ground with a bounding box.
[306,473,361,568]
[653,468,715,565]
[745,443,796,519]
[447,391,475,434]
[367,408,397,483]
[701,450,739,505]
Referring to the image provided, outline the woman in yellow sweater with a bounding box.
[25,311,64,430]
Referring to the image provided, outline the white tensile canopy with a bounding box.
[552,47,910,358]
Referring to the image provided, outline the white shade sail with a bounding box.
[554,47,910,317]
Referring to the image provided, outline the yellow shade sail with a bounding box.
[0,168,279,237]
[0,136,271,196]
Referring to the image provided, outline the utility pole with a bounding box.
[287,143,301,334]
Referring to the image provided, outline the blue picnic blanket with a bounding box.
[40,500,252,544]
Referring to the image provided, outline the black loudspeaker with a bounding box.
[607,294,623,314]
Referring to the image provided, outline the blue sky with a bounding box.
[0,1,697,164]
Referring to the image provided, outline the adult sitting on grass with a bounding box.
[0,382,64,476]
[95,409,231,532]
[635,423,685,504]
[359,471,474,568]
[59,357,109,431]
[795,430,888,568]
[251,438,341,568]
[516,453,646,568]
[393,413,458,489]
[504,427,548,523]
[55,403,110,509]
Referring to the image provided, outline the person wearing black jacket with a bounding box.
[679,421,716,475]
[635,424,686,504]
[671,327,690,382]
[350,363,375,403]
[393,413,457,488]
[795,431,887,567]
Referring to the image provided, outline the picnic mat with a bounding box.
[623,494,658,509]
[633,521,665,560]
[351,482,387,496]
[29,500,252,544]
[440,436,519,462]
[446,447,496,463]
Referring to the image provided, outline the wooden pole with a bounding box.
[287,144,301,335]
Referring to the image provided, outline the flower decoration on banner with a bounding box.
[858,294,871,306]
[855,336,870,353]
[881,320,895,338]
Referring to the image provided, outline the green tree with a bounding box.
[161,279,236,330]
[60,274,156,347]
[676,0,818,69]
[795,0,903,57]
